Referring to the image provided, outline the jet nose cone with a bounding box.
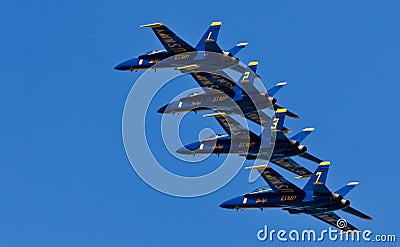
[219,201,232,209]
[157,104,168,113]
[114,62,128,71]
[114,58,140,71]
[220,196,244,209]
[176,142,201,154]
[176,146,193,154]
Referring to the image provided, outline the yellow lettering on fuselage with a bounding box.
[239,142,256,148]
[280,195,297,201]
[213,144,224,149]
[213,95,229,102]
[256,198,267,203]
[191,101,201,106]
[174,54,190,60]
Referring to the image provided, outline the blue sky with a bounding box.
[1,0,399,246]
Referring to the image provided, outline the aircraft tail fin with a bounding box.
[195,21,222,51]
[268,81,287,96]
[335,181,359,197]
[228,42,248,56]
[233,61,255,101]
[303,161,331,192]
[239,61,258,84]
[260,109,286,149]
[204,39,223,53]
[270,108,287,132]
[290,127,315,143]
[247,61,258,73]
[342,206,373,220]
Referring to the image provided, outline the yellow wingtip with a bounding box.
[245,164,270,170]
[140,22,164,28]
[203,112,226,118]
[319,161,330,166]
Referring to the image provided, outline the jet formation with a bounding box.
[115,21,372,232]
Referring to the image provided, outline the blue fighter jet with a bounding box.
[157,61,299,127]
[177,109,322,178]
[220,162,372,232]
[114,21,248,72]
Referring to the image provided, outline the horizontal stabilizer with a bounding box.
[335,181,359,197]
[290,127,314,143]
[228,42,248,56]
[273,104,300,119]
[268,81,287,96]
[342,206,373,220]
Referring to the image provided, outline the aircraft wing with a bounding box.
[191,61,261,98]
[311,212,360,232]
[204,112,260,141]
[244,110,271,127]
[299,152,324,164]
[140,23,196,54]
[191,72,237,98]
[271,158,313,179]
[342,206,373,220]
[246,165,303,193]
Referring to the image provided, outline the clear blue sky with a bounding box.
[1,0,399,246]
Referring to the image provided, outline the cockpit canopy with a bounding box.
[204,134,229,140]
[249,186,274,194]
[188,91,204,97]
[146,49,166,55]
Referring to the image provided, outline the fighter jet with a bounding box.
[114,21,248,72]
[176,109,322,178]
[220,162,372,232]
[157,61,299,127]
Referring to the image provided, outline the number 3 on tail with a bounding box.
[271,117,279,130]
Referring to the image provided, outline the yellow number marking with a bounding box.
[241,71,250,83]
[270,117,279,130]
[315,172,322,183]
